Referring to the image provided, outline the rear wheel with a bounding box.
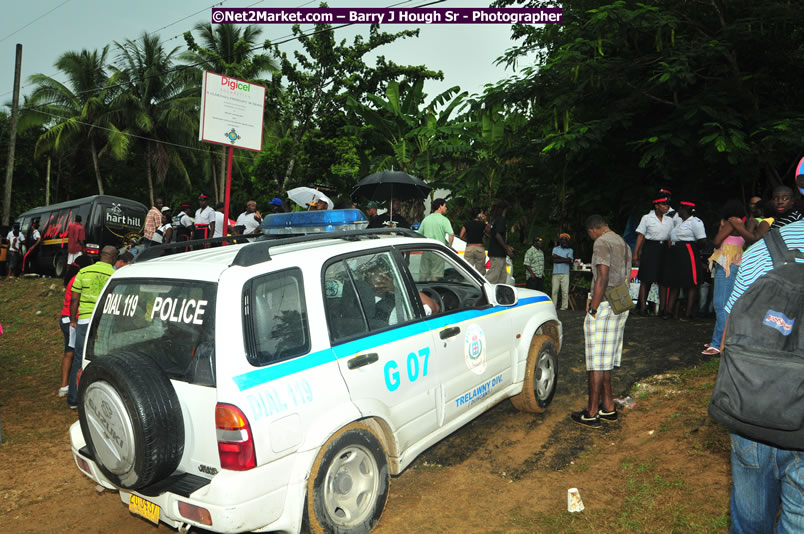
[53,253,67,278]
[511,335,558,413]
[304,423,389,534]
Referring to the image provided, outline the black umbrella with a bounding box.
[351,171,432,203]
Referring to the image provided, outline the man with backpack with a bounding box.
[708,220,804,533]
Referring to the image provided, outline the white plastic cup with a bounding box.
[568,488,584,512]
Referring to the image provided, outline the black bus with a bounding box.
[15,195,147,277]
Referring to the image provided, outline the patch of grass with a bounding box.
[680,357,721,378]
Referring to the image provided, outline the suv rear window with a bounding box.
[87,279,217,385]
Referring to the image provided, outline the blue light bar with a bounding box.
[261,209,369,234]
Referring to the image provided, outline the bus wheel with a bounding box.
[53,254,67,278]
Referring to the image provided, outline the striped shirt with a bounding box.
[725,221,804,313]
[770,210,802,229]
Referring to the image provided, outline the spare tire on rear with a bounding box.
[78,352,184,490]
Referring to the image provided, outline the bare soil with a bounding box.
[0,277,731,533]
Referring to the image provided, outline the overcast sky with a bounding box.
[0,0,534,106]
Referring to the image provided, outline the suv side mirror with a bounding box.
[491,284,518,307]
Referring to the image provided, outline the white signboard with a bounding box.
[199,71,266,152]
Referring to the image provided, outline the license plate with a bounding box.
[128,494,160,525]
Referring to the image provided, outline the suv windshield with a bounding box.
[87,279,217,386]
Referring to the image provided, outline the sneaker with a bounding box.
[598,404,618,421]
[571,409,601,429]
[58,386,68,397]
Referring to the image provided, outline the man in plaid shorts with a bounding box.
[572,215,631,428]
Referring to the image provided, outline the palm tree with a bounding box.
[181,23,277,200]
[22,46,127,195]
[347,79,471,184]
[114,33,197,204]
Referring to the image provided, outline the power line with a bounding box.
[0,0,73,43]
[1,0,236,98]
[17,0,443,116]
[26,107,260,162]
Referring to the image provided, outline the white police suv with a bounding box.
[69,212,562,534]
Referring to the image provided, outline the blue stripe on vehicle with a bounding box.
[232,295,552,391]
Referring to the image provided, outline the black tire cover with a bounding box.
[78,352,184,490]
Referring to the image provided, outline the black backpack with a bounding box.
[708,229,804,450]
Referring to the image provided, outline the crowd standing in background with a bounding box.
[6,223,24,278]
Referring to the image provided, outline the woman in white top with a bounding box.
[632,196,675,316]
[665,201,707,320]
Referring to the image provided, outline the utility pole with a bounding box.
[2,43,22,226]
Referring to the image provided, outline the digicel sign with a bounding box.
[221,76,250,92]
[199,71,265,152]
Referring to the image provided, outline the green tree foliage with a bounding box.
[264,22,442,194]
[346,78,470,187]
[490,0,804,230]
[20,46,129,196]
[114,33,198,205]
[182,23,278,202]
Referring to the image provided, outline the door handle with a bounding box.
[347,353,379,370]
[440,326,461,339]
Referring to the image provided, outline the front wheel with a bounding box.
[304,423,389,534]
[510,335,558,413]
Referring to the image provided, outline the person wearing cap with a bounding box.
[23,219,41,273]
[268,197,283,214]
[373,198,410,229]
[551,233,574,310]
[665,201,707,320]
[143,198,164,248]
[365,201,382,228]
[194,194,215,241]
[6,223,24,278]
[632,196,674,316]
[236,200,263,242]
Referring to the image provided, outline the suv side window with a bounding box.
[401,247,488,314]
[325,251,414,343]
[244,268,310,366]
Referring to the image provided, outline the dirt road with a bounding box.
[0,279,730,533]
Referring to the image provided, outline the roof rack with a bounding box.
[231,227,423,267]
[133,233,261,263]
[132,227,423,266]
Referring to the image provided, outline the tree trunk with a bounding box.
[90,138,105,195]
[45,157,51,206]
[282,154,296,191]
[145,143,154,206]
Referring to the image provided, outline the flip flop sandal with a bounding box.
[701,347,720,355]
